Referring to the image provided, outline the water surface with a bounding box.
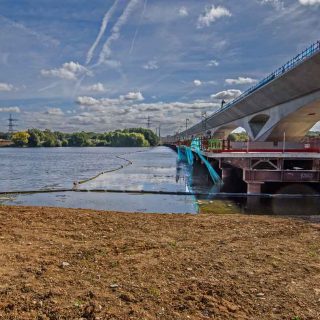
[1,146,319,215]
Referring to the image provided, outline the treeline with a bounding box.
[8,128,159,147]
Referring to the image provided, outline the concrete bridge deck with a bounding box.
[165,41,320,194]
[169,41,320,142]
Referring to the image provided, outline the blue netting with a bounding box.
[191,137,201,149]
[177,139,222,185]
[184,147,194,165]
[177,146,185,162]
[191,138,222,185]
[194,148,222,185]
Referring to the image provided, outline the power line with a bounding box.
[8,114,18,134]
[147,115,151,129]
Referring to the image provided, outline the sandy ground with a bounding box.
[0,205,319,320]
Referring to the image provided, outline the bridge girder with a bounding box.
[209,89,320,142]
[174,48,320,143]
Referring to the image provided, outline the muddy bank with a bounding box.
[0,206,319,319]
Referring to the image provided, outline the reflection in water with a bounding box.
[240,196,320,216]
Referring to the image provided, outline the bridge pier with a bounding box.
[247,182,264,194]
[170,138,320,195]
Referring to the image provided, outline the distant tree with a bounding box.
[61,139,69,147]
[42,129,60,147]
[68,132,91,147]
[12,131,30,147]
[27,129,42,147]
[227,133,237,142]
[0,132,9,139]
[53,131,66,141]
[43,136,57,147]
[307,131,320,137]
[227,132,249,142]
[11,128,157,147]
[125,128,159,146]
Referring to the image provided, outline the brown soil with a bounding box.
[0,206,319,320]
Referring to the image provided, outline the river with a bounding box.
[0,146,319,215]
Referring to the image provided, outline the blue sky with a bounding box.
[0,0,319,134]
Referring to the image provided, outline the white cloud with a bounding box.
[82,82,107,93]
[225,77,258,85]
[207,59,219,67]
[76,96,101,107]
[179,7,189,17]
[260,0,284,10]
[0,82,14,92]
[0,106,20,113]
[41,61,92,80]
[76,91,144,109]
[193,80,217,87]
[197,5,232,28]
[44,107,64,116]
[143,60,159,70]
[72,97,221,134]
[299,0,320,4]
[211,89,242,100]
[121,91,144,101]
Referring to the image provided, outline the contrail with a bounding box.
[98,0,141,65]
[38,82,60,92]
[129,0,148,55]
[86,0,120,65]
[0,14,59,47]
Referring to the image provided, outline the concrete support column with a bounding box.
[247,182,264,194]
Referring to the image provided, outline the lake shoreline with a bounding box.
[0,205,319,319]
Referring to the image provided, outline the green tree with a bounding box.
[61,139,69,147]
[227,133,237,142]
[27,129,42,147]
[68,132,91,147]
[227,132,249,142]
[42,129,60,147]
[12,131,30,147]
[125,128,159,146]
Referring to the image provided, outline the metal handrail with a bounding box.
[183,40,320,136]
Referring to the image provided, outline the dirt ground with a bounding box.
[0,205,319,320]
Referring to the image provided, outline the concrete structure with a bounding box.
[171,41,320,142]
[177,139,320,194]
[164,42,320,194]
[208,149,320,194]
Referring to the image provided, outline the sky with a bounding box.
[0,0,319,135]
